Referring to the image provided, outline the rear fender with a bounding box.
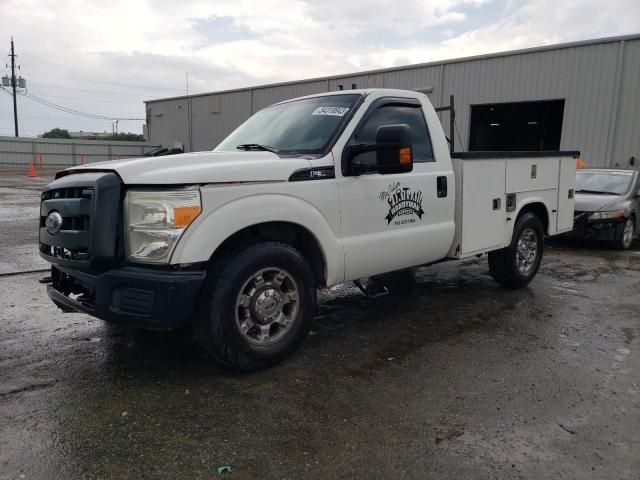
[506,195,554,244]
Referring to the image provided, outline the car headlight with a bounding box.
[125,189,201,264]
[588,209,625,221]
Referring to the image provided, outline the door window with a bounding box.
[350,104,434,167]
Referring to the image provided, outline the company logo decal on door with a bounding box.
[379,182,424,225]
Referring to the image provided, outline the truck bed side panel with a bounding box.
[449,153,577,258]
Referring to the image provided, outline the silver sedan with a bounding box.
[572,169,639,249]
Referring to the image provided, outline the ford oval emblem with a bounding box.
[45,211,63,235]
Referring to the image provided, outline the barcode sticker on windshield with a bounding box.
[312,106,349,116]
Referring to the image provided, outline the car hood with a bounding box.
[574,193,622,212]
[64,151,313,184]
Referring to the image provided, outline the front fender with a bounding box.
[171,190,345,285]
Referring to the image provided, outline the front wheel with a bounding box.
[488,213,544,289]
[196,242,316,371]
[615,217,635,250]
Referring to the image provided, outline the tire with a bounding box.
[196,242,316,371]
[615,217,635,250]
[488,212,544,289]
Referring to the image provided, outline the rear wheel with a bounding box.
[615,217,634,250]
[196,242,316,371]
[489,213,544,288]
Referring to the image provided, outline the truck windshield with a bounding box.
[216,94,361,155]
[576,171,633,195]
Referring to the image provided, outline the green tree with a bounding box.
[112,132,144,141]
[42,128,71,139]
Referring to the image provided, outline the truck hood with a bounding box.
[65,151,313,184]
[574,193,621,212]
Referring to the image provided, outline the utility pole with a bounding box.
[2,38,26,137]
[9,37,18,137]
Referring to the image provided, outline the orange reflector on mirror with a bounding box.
[399,147,411,164]
[174,205,201,227]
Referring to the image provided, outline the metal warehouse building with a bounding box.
[144,34,640,169]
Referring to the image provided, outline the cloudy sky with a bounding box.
[0,0,638,137]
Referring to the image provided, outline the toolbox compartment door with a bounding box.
[556,157,576,233]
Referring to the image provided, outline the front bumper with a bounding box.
[569,213,625,242]
[47,264,206,330]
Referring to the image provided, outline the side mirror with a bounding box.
[348,124,413,175]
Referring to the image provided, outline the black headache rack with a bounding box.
[435,94,457,154]
[39,171,122,272]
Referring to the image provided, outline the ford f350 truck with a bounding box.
[39,89,578,370]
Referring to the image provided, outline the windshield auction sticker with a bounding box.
[312,106,350,116]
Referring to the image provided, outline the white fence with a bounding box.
[0,136,160,167]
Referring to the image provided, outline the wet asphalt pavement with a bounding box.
[1,173,639,479]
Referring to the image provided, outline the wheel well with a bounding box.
[517,202,549,235]
[208,222,327,286]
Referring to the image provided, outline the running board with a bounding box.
[353,279,389,298]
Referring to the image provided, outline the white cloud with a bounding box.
[0,0,638,136]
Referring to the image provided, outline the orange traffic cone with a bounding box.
[28,160,37,178]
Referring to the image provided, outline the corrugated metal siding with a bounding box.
[190,94,222,152]
[610,40,640,169]
[441,42,622,164]
[146,98,190,151]
[327,74,371,91]
[252,80,328,112]
[382,65,441,94]
[0,137,159,166]
[146,36,640,168]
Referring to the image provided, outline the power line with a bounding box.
[22,91,141,105]
[28,82,158,98]
[23,92,144,120]
[0,111,120,120]
[26,72,185,92]
[15,90,144,121]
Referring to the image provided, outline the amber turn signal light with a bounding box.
[399,147,411,165]
[173,205,201,228]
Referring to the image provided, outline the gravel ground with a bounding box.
[0,173,639,479]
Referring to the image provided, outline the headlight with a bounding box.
[125,189,201,263]
[588,209,625,221]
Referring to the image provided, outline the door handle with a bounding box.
[437,176,447,198]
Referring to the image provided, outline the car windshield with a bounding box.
[575,171,633,195]
[216,94,361,155]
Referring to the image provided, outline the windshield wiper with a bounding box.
[236,143,280,154]
[575,189,620,195]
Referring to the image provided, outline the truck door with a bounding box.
[336,97,455,280]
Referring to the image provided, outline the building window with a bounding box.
[469,100,565,151]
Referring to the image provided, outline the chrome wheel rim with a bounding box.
[623,219,634,248]
[516,227,538,274]
[235,267,299,346]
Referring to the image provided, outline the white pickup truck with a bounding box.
[40,89,578,370]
